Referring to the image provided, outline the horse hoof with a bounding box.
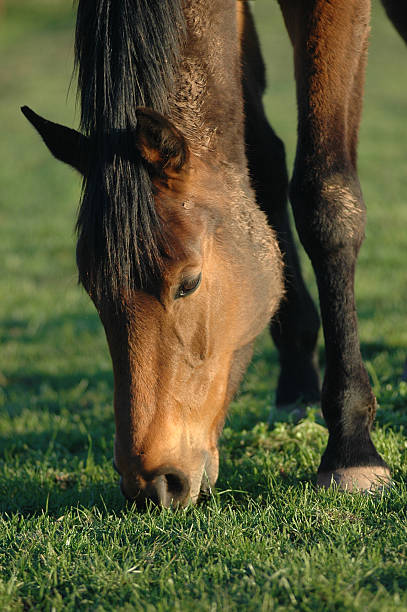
[317,466,392,493]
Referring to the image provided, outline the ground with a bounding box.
[0,1,406,610]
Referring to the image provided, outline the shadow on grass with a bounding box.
[0,473,125,516]
[1,309,111,420]
[0,311,103,347]
[361,339,407,366]
[216,464,317,503]
[3,368,113,417]
[0,401,115,453]
[0,472,125,517]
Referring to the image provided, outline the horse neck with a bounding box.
[170,0,247,170]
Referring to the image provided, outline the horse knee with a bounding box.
[289,171,366,261]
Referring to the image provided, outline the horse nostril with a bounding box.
[150,467,190,507]
[119,466,191,508]
[164,471,188,499]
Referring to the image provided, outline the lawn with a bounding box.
[1,1,407,610]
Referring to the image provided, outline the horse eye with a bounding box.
[175,273,202,299]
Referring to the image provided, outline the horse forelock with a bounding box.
[74,0,186,298]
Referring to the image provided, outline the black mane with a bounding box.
[74,0,185,297]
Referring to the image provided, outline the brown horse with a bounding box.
[22,0,396,506]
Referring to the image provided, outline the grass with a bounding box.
[1,0,407,609]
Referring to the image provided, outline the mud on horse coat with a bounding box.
[23,0,395,506]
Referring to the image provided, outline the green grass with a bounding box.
[1,1,407,609]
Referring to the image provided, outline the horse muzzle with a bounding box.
[113,456,215,508]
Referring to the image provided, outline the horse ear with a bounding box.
[135,107,189,176]
[21,106,89,175]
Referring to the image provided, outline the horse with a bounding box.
[22,0,395,507]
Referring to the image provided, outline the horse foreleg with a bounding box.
[382,0,407,44]
[279,0,390,490]
[381,0,407,381]
[241,3,320,414]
